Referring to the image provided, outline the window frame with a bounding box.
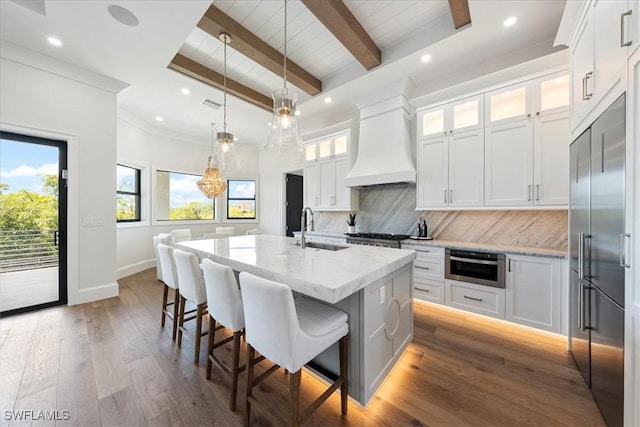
[225,178,257,221]
[116,163,142,223]
[152,168,220,225]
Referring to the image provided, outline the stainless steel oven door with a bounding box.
[445,249,506,288]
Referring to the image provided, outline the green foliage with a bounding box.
[228,204,255,219]
[0,175,58,231]
[169,201,214,220]
[347,212,357,226]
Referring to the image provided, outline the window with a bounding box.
[154,170,215,221]
[116,164,141,222]
[227,180,256,219]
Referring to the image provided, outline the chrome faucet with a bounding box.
[300,207,315,248]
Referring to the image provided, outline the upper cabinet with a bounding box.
[418,94,484,139]
[303,130,358,211]
[569,0,633,137]
[485,71,569,127]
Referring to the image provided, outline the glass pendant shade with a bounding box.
[264,88,303,152]
[197,156,227,199]
[214,130,241,169]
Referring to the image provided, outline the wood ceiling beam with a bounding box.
[168,53,272,112]
[197,5,322,96]
[300,0,381,70]
[448,0,472,29]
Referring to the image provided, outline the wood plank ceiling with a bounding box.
[168,0,470,112]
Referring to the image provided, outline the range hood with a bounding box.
[344,96,416,187]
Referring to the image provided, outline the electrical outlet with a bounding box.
[83,217,105,227]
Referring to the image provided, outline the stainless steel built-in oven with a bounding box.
[445,248,506,288]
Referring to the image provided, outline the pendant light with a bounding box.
[197,123,228,198]
[264,0,303,152]
[214,32,241,169]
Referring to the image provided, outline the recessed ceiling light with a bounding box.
[47,37,62,47]
[181,88,190,95]
[421,54,432,63]
[108,4,139,27]
[324,97,332,104]
[504,16,517,27]
[155,116,164,122]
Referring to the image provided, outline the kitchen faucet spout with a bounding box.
[300,207,315,248]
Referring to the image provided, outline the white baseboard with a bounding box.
[70,282,119,306]
[117,259,155,279]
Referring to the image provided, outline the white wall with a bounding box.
[116,114,260,277]
[0,45,127,305]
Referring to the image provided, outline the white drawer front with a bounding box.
[414,278,444,304]
[413,259,444,281]
[445,279,505,319]
[402,245,444,259]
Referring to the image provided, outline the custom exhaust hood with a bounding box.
[344,96,416,187]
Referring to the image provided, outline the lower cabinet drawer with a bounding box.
[413,277,444,305]
[445,279,505,319]
[413,259,444,281]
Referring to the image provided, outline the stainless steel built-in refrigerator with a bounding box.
[569,94,626,427]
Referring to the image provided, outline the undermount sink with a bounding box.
[294,241,349,251]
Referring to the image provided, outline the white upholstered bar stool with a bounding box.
[156,242,180,340]
[215,226,235,235]
[152,233,173,282]
[245,229,262,235]
[170,228,192,242]
[202,258,245,411]
[173,249,208,365]
[239,272,349,427]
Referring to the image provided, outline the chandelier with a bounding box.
[197,123,227,198]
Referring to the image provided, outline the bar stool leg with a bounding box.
[289,370,301,427]
[194,303,204,365]
[161,284,169,327]
[230,330,241,412]
[243,344,256,427]
[206,317,216,379]
[339,335,348,415]
[172,290,180,341]
[177,296,186,348]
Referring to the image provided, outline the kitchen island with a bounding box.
[177,234,416,405]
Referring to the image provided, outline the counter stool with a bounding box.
[170,228,192,242]
[152,233,173,282]
[156,242,179,340]
[202,259,245,411]
[173,249,208,365]
[239,272,349,427]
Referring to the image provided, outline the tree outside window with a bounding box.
[155,170,215,221]
[227,180,256,220]
[116,164,141,222]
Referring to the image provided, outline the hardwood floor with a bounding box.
[0,268,606,426]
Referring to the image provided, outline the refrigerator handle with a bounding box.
[620,233,631,268]
[578,232,584,279]
[578,281,584,331]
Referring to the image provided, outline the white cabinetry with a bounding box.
[570,0,631,137]
[417,130,484,209]
[402,244,444,304]
[303,131,358,211]
[445,279,506,320]
[418,94,484,138]
[505,255,562,333]
[485,112,569,207]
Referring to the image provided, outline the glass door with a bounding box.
[0,131,67,316]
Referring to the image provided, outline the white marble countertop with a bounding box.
[401,238,567,258]
[177,234,415,304]
[291,230,347,239]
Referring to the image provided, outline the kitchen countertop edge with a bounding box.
[400,238,567,258]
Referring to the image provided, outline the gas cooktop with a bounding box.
[345,232,411,241]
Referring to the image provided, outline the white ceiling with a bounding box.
[0,0,567,148]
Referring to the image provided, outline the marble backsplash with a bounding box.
[313,183,568,250]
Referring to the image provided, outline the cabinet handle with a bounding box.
[463,295,483,302]
[416,287,430,293]
[621,10,632,47]
[527,184,532,201]
[450,189,453,203]
[508,259,512,272]
[619,233,631,268]
[444,189,448,203]
[584,72,593,99]
[536,184,540,201]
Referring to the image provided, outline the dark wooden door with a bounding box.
[285,174,303,237]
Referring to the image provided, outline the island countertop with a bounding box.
[177,234,416,304]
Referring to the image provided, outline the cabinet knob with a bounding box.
[527,113,531,118]
[536,112,540,116]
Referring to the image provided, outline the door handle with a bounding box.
[620,233,631,268]
[621,10,632,47]
[54,230,59,246]
[584,72,593,99]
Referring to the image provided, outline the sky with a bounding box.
[0,139,58,194]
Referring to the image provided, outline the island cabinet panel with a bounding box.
[361,264,413,404]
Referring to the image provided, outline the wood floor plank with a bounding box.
[89,338,131,400]
[126,355,173,421]
[98,385,146,426]
[10,384,57,427]
[15,309,62,400]
[0,370,22,417]
[105,299,151,364]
